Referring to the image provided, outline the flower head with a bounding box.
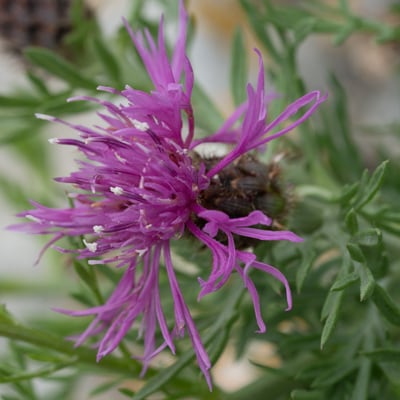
[10,0,326,388]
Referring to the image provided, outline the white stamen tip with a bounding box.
[110,186,124,195]
[135,248,147,256]
[35,113,53,121]
[132,120,149,132]
[273,153,285,163]
[26,215,41,223]
[114,152,127,163]
[83,239,98,253]
[48,138,59,144]
[93,225,104,234]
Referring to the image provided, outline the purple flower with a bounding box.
[10,0,326,388]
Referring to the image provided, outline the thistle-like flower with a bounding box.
[11,1,326,387]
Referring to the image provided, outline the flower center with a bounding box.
[194,153,289,248]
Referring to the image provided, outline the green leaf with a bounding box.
[25,352,72,363]
[333,181,359,204]
[239,0,281,62]
[320,290,344,348]
[353,229,380,247]
[330,271,358,291]
[24,47,98,90]
[0,305,15,325]
[359,266,375,301]
[296,249,316,292]
[90,378,125,396]
[322,75,363,182]
[0,359,76,383]
[0,95,39,108]
[372,284,400,326]
[27,72,51,96]
[0,321,141,375]
[192,84,224,132]
[119,388,136,397]
[130,348,196,400]
[311,360,358,388]
[92,36,122,85]
[346,242,365,263]
[351,357,371,400]
[363,348,400,363]
[292,17,318,44]
[291,389,325,399]
[353,160,389,210]
[332,22,356,45]
[230,28,248,106]
[72,260,103,304]
[344,208,358,235]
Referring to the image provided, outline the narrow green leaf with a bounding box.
[320,290,343,348]
[311,360,358,388]
[352,357,371,400]
[372,284,400,326]
[332,22,356,45]
[291,389,325,399]
[0,95,39,108]
[363,348,400,363]
[70,292,96,307]
[320,290,334,322]
[346,242,365,263]
[0,305,15,324]
[353,229,380,247]
[230,28,248,106]
[73,260,94,288]
[72,260,103,303]
[296,250,316,292]
[24,47,98,90]
[379,363,400,388]
[359,266,375,301]
[354,161,389,210]
[377,221,400,236]
[119,388,136,397]
[333,181,359,204]
[239,0,281,62]
[293,17,317,44]
[25,352,71,363]
[92,37,122,85]
[0,321,141,375]
[192,84,224,132]
[131,347,196,400]
[344,208,358,235]
[27,72,51,96]
[330,271,358,291]
[0,359,76,383]
[90,378,125,396]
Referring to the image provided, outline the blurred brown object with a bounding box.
[0,0,89,53]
